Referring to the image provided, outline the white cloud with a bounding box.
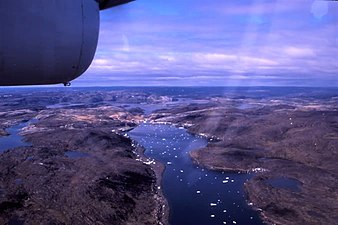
[77,0,338,86]
[91,59,110,66]
[284,47,316,57]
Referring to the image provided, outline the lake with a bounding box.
[0,121,32,153]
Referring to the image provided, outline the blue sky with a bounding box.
[76,0,338,86]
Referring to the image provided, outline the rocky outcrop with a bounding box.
[0,98,167,225]
[152,99,338,225]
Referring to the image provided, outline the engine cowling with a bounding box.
[0,0,133,86]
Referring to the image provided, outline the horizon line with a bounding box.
[1,85,338,89]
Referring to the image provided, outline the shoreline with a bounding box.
[189,149,267,224]
[133,144,170,225]
[132,121,263,225]
[128,124,170,225]
[0,118,164,224]
[1,87,337,225]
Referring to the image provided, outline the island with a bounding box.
[0,87,337,225]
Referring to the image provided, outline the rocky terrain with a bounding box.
[150,93,338,225]
[0,87,337,225]
[0,89,170,225]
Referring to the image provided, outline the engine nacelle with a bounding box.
[0,0,133,86]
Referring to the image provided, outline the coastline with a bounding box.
[133,143,170,225]
[189,149,267,224]
[0,115,165,224]
[1,87,337,225]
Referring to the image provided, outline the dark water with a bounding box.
[120,103,166,115]
[46,103,86,109]
[129,123,263,225]
[0,121,32,153]
[267,177,301,192]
